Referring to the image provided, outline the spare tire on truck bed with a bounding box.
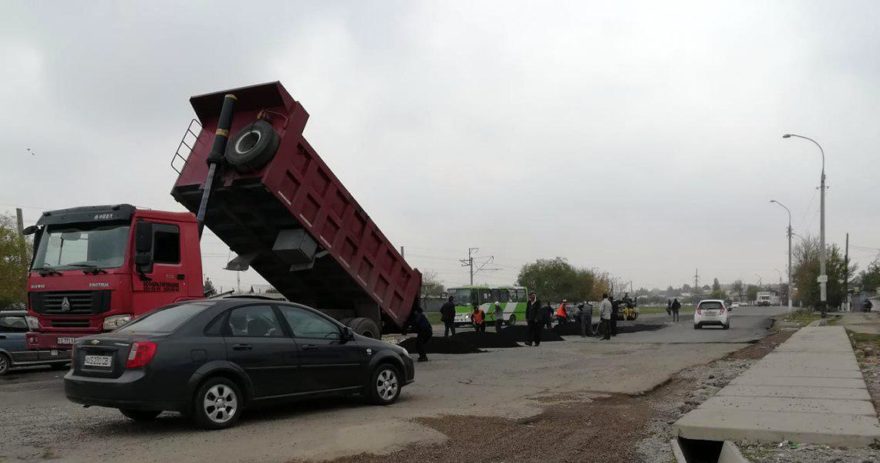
[224,120,280,172]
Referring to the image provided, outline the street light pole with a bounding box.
[783,134,826,315]
[770,200,794,311]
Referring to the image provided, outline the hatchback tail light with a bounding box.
[696,306,702,315]
[126,342,158,369]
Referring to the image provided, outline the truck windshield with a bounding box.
[32,223,130,271]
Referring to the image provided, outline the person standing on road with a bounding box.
[526,291,543,346]
[471,303,486,334]
[440,295,456,337]
[577,302,594,337]
[403,305,433,362]
[543,303,553,329]
[666,299,672,318]
[671,298,681,322]
[556,299,568,326]
[599,294,612,340]
[610,295,619,336]
[493,301,504,333]
[864,298,873,312]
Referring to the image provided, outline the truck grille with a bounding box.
[30,291,111,315]
[51,320,91,328]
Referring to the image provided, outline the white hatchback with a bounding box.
[694,299,730,330]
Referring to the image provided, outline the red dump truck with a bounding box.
[24,82,421,351]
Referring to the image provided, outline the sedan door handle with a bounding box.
[301,344,318,351]
[232,343,252,351]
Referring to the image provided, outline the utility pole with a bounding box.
[400,246,405,258]
[15,208,24,236]
[694,269,699,294]
[844,233,850,311]
[459,248,498,285]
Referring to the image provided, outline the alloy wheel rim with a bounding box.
[376,369,399,401]
[0,356,7,372]
[203,384,237,424]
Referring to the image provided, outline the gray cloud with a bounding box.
[2,0,878,291]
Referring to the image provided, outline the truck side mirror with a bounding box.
[22,225,38,236]
[134,222,153,273]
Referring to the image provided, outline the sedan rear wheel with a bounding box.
[368,364,401,405]
[194,378,242,429]
[0,353,10,376]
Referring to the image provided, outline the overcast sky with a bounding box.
[2,1,878,292]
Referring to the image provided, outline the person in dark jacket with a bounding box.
[440,295,456,337]
[404,306,433,362]
[610,295,619,336]
[543,303,553,329]
[525,292,543,346]
[671,298,681,322]
[864,299,874,313]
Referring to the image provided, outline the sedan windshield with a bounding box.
[32,223,130,271]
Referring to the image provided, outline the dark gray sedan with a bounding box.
[65,298,414,429]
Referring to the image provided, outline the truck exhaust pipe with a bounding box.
[196,93,237,237]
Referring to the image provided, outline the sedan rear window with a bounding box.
[117,303,209,333]
[700,302,723,310]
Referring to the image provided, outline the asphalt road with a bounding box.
[0,306,787,463]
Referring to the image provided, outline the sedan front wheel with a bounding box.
[368,364,401,405]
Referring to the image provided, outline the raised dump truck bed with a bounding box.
[171,82,420,333]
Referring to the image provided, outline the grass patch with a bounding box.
[784,309,823,325]
[849,331,880,346]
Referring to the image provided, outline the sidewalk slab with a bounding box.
[718,384,870,401]
[676,408,880,447]
[731,375,867,389]
[699,396,877,415]
[674,325,880,447]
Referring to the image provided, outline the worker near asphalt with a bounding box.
[440,295,456,337]
[471,303,486,333]
[671,298,682,322]
[610,295,619,336]
[599,294,612,340]
[526,291,543,346]
[543,303,553,329]
[493,301,504,333]
[864,298,873,312]
[577,302,594,337]
[403,305,432,362]
[555,299,568,326]
[666,299,673,317]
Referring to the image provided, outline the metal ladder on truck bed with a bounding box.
[170,119,203,175]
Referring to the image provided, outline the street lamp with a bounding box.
[770,199,794,311]
[783,133,827,315]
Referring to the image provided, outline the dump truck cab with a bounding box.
[24,205,203,350]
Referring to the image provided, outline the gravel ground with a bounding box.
[314,325,796,463]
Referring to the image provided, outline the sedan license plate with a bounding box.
[83,355,113,368]
[57,337,76,345]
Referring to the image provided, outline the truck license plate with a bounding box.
[57,337,76,345]
[84,355,113,368]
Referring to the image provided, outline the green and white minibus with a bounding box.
[448,285,528,327]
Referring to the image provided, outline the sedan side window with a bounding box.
[226,305,284,337]
[279,306,341,340]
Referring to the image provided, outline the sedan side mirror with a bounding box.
[342,326,355,341]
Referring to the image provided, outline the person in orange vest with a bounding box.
[555,299,568,326]
[471,303,486,333]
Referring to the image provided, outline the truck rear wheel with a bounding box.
[225,120,280,172]
[347,317,380,339]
